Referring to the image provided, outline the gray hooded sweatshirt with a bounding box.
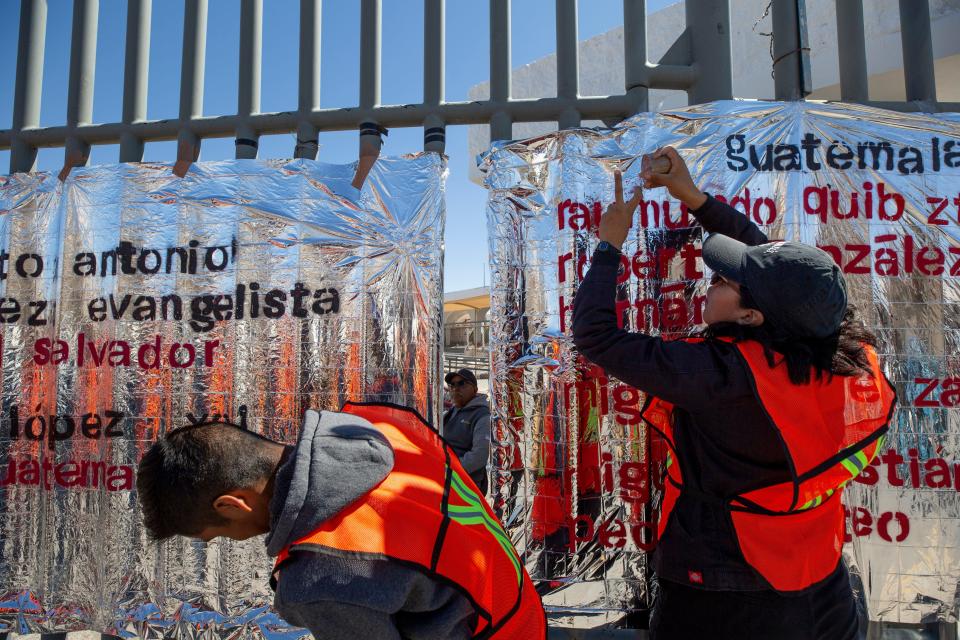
[265,409,477,639]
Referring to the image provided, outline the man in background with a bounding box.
[443,368,491,494]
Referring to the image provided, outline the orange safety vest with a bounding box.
[643,339,896,592]
[272,402,546,639]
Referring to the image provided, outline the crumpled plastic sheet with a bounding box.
[480,99,960,629]
[0,154,446,637]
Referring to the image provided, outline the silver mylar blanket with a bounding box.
[481,100,960,628]
[0,154,446,637]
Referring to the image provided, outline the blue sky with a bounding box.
[0,0,674,292]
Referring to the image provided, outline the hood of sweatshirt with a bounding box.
[264,409,394,557]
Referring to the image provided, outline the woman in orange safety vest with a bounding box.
[571,147,895,640]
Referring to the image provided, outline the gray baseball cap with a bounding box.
[702,234,848,339]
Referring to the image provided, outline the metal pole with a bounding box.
[424,0,444,107]
[835,0,868,103]
[178,0,207,160]
[10,0,47,173]
[295,0,320,159]
[423,0,445,153]
[899,0,937,105]
[771,0,810,101]
[120,0,151,162]
[180,0,207,120]
[490,0,511,141]
[356,0,382,186]
[3,93,688,147]
[555,0,580,128]
[64,0,99,167]
[686,0,732,103]
[623,0,649,113]
[236,0,262,159]
[359,0,381,111]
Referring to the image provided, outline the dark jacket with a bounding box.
[571,195,791,590]
[265,410,476,639]
[442,394,491,493]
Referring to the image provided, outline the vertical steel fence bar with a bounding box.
[10,0,48,174]
[489,0,512,141]
[359,0,381,111]
[295,0,321,159]
[236,0,263,159]
[899,0,937,105]
[623,0,649,114]
[835,0,868,103]
[178,0,208,159]
[423,0,446,153]
[358,0,382,163]
[687,0,732,103]
[771,0,809,101]
[64,0,99,168]
[120,0,151,162]
[556,0,580,129]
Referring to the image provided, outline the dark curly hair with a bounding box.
[702,301,878,385]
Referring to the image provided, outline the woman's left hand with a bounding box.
[598,170,642,250]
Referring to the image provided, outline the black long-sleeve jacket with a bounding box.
[572,195,791,590]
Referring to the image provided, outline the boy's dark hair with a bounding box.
[704,305,878,385]
[136,422,282,541]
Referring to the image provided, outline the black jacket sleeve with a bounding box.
[570,194,762,410]
[693,194,769,246]
[571,251,754,410]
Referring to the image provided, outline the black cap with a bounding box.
[445,368,478,386]
[702,234,847,339]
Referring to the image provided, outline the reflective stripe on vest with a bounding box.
[272,402,546,639]
[642,340,896,592]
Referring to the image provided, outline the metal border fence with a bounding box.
[3,0,956,174]
[2,0,957,174]
[4,0,733,173]
[1,0,959,637]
